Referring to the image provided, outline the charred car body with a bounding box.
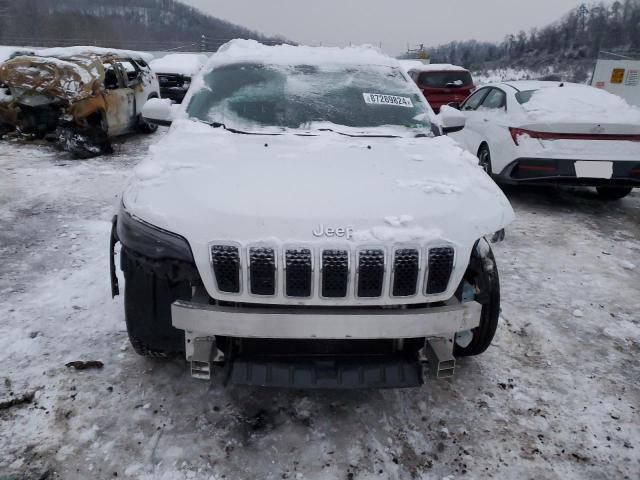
[110,41,515,389]
[0,47,160,157]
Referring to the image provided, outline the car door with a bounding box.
[102,60,136,136]
[475,88,513,172]
[449,87,491,153]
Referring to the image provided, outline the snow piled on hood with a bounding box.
[522,83,640,124]
[205,39,398,70]
[150,53,208,76]
[37,46,154,63]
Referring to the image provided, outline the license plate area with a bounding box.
[574,161,613,179]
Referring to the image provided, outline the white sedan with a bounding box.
[449,80,640,199]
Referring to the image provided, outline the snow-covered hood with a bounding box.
[124,120,513,247]
[123,120,514,305]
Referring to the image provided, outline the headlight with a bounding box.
[116,205,194,263]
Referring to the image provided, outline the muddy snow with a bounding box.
[0,131,638,479]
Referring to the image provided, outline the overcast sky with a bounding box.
[180,0,588,55]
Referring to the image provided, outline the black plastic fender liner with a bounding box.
[110,215,120,298]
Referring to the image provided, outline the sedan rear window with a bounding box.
[417,71,473,89]
[515,90,536,104]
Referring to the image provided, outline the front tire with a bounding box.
[122,250,190,357]
[596,186,633,200]
[454,239,500,357]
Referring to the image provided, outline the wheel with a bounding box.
[57,125,113,159]
[477,144,493,175]
[596,186,633,200]
[121,249,190,357]
[454,239,500,357]
[138,116,158,134]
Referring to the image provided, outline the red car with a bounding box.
[402,62,475,113]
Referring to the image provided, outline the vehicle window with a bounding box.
[480,88,506,110]
[119,60,140,82]
[515,90,536,104]
[461,88,490,111]
[103,64,120,90]
[186,63,435,136]
[417,71,473,88]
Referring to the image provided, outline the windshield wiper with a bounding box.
[317,128,400,138]
[206,121,283,136]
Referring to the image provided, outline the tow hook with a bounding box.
[185,332,224,380]
[421,336,456,379]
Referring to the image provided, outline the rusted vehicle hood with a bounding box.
[0,55,104,103]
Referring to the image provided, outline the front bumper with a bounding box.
[171,300,482,339]
[499,157,640,186]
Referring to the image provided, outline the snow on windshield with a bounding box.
[519,83,640,124]
[186,62,434,136]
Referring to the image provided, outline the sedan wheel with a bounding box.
[477,145,493,175]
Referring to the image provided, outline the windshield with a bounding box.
[417,71,473,89]
[185,63,434,136]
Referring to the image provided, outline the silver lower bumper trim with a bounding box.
[171,300,482,340]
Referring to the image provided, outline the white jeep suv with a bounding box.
[110,40,514,389]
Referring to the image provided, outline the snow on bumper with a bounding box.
[171,300,482,339]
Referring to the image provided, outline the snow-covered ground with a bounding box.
[0,132,639,479]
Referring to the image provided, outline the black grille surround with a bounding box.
[209,244,456,300]
[321,250,349,298]
[210,245,240,293]
[426,247,455,295]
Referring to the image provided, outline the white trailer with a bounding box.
[591,57,640,107]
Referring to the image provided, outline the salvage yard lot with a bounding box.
[0,131,639,479]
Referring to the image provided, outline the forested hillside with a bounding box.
[412,0,640,81]
[0,0,286,51]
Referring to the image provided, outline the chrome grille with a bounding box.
[392,249,420,297]
[321,249,349,298]
[285,248,312,297]
[209,244,455,300]
[248,247,276,296]
[426,247,455,294]
[211,245,240,293]
[357,249,385,298]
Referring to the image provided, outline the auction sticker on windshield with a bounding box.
[363,93,414,108]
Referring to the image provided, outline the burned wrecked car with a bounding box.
[0,47,160,157]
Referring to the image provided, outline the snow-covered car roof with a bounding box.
[37,46,154,63]
[150,53,208,76]
[402,63,469,73]
[500,80,563,91]
[206,39,399,70]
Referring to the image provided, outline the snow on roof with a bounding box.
[207,39,399,69]
[520,82,640,124]
[150,53,209,76]
[398,60,430,72]
[37,46,154,63]
[402,62,468,73]
[0,46,38,64]
[503,80,562,91]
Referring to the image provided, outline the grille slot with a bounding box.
[321,250,349,298]
[426,247,455,294]
[357,249,385,298]
[249,247,276,296]
[285,249,312,297]
[392,249,419,297]
[211,245,240,293]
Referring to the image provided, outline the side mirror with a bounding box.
[142,98,175,127]
[438,105,466,134]
[447,102,461,110]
